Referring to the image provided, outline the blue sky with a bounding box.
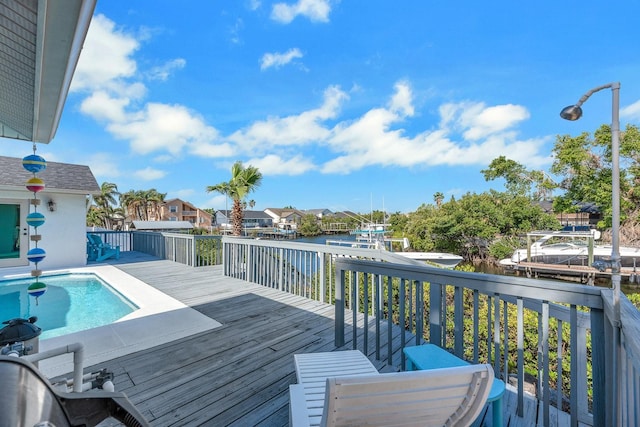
[3,0,640,214]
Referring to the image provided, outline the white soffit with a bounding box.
[0,0,96,143]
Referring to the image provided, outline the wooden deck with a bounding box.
[86,252,551,426]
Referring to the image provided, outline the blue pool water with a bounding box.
[0,273,138,340]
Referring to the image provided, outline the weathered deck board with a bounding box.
[88,252,549,426]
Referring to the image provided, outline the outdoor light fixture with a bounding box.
[560,82,621,425]
[47,199,56,212]
[560,82,621,286]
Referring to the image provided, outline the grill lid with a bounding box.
[0,317,42,345]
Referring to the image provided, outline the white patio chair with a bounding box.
[289,350,494,427]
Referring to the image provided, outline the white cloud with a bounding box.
[319,83,548,174]
[73,13,222,159]
[72,14,139,93]
[73,14,551,183]
[80,91,131,123]
[271,0,331,23]
[621,100,640,121]
[84,152,122,179]
[247,0,261,10]
[440,102,530,141]
[134,167,167,180]
[107,103,219,155]
[229,18,244,45]
[247,154,315,175]
[260,48,304,70]
[188,141,236,158]
[229,85,347,150]
[148,58,186,81]
[388,81,415,117]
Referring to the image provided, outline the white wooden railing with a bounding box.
[86,231,222,267]
[221,236,640,427]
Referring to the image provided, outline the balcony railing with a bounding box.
[220,236,640,427]
[86,231,222,267]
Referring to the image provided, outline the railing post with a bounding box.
[278,248,284,292]
[590,307,606,427]
[429,283,442,346]
[247,242,253,282]
[335,262,345,347]
[319,252,326,304]
[454,286,464,356]
[191,235,197,267]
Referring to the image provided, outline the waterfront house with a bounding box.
[214,209,274,231]
[161,198,213,230]
[264,207,304,229]
[538,200,602,229]
[304,208,333,219]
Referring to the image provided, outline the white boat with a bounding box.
[329,225,463,268]
[392,251,464,268]
[500,230,640,270]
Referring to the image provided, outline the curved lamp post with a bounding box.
[560,82,620,289]
[560,82,621,425]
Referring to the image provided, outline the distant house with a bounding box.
[0,155,100,270]
[304,208,333,219]
[215,210,273,229]
[538,201,602,228]
[264,208,305,229]
[130,221,194,232]
[161,198,212,230]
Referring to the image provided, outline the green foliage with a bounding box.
[195,237,221,266]
[402,191,560,261]
[552,124,640,228]
[482,156,555,200]
[299,214,322,236]
[488,236,522,260]
[626,292,640,311]
[387,212,408,235]
[87,182,121,229]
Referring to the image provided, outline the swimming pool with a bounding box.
[0,273,138,340]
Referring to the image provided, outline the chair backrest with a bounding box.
[321,364,494,427]
[87,234,102,246]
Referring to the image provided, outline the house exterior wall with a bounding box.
[162,199,212,229]
[0,189,88,270]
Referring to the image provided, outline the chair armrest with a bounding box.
[289,384,311,427]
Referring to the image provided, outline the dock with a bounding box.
[506,261,640,284]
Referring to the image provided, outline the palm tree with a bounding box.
[207,161,262,236]
[140,188,166,220]
[119,188,167,223]
[120,190,141,222]
[89,182,120,229]
[433,192,444,208]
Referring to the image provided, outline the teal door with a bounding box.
[0,200,28,267]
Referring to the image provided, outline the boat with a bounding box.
[328,223,463,268]
[500,229,640,270]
